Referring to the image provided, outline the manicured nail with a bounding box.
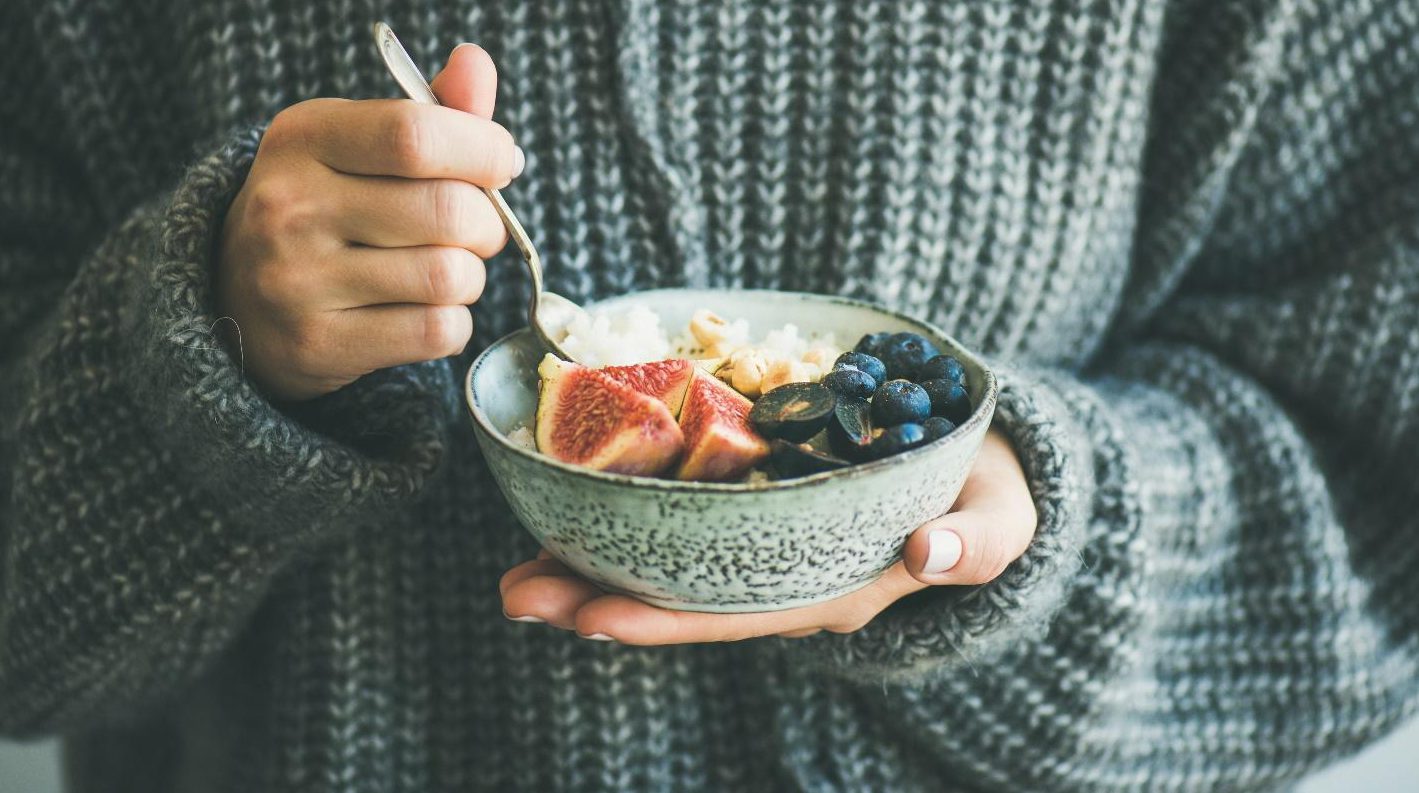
[511,145,526,179]
[505,611,545,623]
[921,529,963,575]
[581,632,615,641]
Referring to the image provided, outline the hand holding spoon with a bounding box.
[372,22,584,360]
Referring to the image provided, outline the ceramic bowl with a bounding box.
[464,289,997,613]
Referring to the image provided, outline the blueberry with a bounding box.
[916,354,965,385]
[821,368,877,400]
[870,379,932,426]
[833,351,887,388]
[920,378,972,424]
[870,423,928,458]
[854,332,892,358]
[923,416,956,442]
[877,332,940,380]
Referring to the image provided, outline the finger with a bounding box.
[503,575,607,630]
[903,431,1038,586]
[778,628,823,638]
[498,557,577,597]
[431,43,498,118]
[536,548,553,560]
[572,595,815,645]
[333,175,508,257]
[304,303,473,374]
[322,245,485,309]
[309,99,519,187]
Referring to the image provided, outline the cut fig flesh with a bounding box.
[597,358,695,418]
[675,368,770,482]
[535,355,685,476]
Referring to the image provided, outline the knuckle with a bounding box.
[263,105,306,150]
[421,305,471,357]
[286,315,332,373]
[431,180,475,238]
[470,198,510,258]
[424,248,476,304]
[389,105,434,171]
[244,180,316,241]
[956,539,1015,585]
[248,262,300,309]
[484,124,517,182]
[242,181,291,234]
[264,99,332,156]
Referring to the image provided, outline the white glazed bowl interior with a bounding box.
[465,289,997,612]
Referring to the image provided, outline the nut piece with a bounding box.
[689,309,734,347]
[761,359,812,394]
[726,353,771,400]
[707,339,743,358]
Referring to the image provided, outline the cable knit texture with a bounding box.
[1,0,1417,791]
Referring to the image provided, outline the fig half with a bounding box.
[598,358,695,417]
[535,355,685,476]
[675,368,771,482]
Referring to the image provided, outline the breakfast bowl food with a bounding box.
[464,289,998,613]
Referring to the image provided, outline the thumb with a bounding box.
[431,42,499,118]
[901,431,1038,586]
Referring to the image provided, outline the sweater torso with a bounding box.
[41,3,1153,789]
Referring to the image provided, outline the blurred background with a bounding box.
[4,718,1419,791]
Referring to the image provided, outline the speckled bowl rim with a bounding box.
[464,289,998,493]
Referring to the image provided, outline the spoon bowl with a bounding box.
[373,21,580,360]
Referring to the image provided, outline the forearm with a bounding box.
[0,129,455,734]
[764,338,1419,789]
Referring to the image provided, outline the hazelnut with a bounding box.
[731,354,770,398]
[689,309,733,347]
[761,359,812,393]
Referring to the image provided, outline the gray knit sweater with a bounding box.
[2,0,1417,791]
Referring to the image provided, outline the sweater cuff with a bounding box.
[761,361,1094,686]
[119,126,456,543]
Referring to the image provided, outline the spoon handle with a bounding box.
[372,22,546,306]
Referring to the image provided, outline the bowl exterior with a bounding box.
[471,414,988,612]
[466,288,997,612]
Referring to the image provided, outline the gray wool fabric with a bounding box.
[2,0,1418,790]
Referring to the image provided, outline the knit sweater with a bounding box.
[2,0,1417,790]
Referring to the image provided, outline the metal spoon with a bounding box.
[372,21,584,360]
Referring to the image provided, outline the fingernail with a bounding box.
[921,529,963,575]
[511,145,526,179]
[505,611,545,623]
[580,632,615,642]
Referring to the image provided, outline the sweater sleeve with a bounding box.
[0,123,458,734]
[761,2,1419,786]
